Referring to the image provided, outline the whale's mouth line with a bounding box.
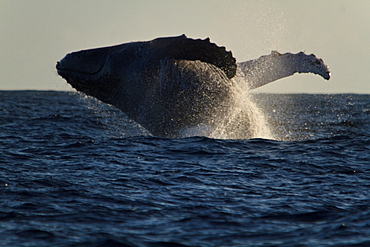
[56,62,105,78]
[56,64,106,91]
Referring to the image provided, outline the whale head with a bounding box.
[56,44,134,107]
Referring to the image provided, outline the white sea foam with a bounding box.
[179,74,274,140]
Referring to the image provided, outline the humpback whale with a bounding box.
[56,35,330,138]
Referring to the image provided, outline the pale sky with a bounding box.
[1,0,369,93]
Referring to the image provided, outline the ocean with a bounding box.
[1,91,369,247]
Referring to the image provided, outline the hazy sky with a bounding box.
[1,0,369,93]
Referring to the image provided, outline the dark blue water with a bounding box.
[1,91,370,247]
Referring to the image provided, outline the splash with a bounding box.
[225,75,273,140]
[179,73,274,140]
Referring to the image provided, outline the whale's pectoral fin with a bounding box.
[151,35,237,79]
[237,51,331,90]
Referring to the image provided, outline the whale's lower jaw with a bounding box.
[57,69,117,108]
[57,69,91,93]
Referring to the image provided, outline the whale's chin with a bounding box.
[56,70,86,91]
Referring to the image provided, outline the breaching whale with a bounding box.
[56,35,330,138]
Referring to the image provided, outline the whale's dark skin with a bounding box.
[56,35,330,138]
[57,35,239,137]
